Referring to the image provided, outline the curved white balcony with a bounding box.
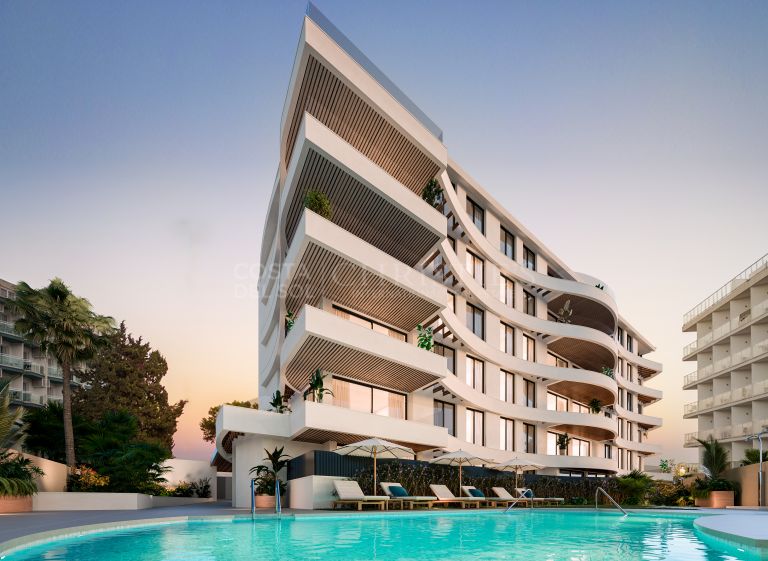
[614,437,660,455]
[282,305,447,395]
[617,376,662,403]
[438,374,618,441]
[438,240,618,355]
[438,308,618,406]
[438,170,618,322]
[613,404,662,429]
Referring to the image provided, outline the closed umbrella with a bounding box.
[333,438,415,495]
[429,449,491,489]
[493,458,544,489]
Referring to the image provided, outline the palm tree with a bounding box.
[0,381,25,453]
[10,279,114,469]
[695,435,729,478]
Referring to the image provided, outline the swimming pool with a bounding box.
[1,510,759,561]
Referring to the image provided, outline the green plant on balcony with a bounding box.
[304,190,332,220]
[601,366,614,379]
[304,369,333,403]
[588,398,602,414]
[595,283,605,290]
[269,390,291,414]
[556,299,573,324]
[417,324,434,351]
[421,178,443,207]
[285,311,295,334]
[556,433,571,455]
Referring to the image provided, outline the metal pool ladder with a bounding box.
[595,487,627,516]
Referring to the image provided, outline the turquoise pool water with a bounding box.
[2,511,758,561]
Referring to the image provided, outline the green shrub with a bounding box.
[421,179,443,207]
[0,454,43,497]
[192,477,212,498]
[616,470,653,505]
[304,190,332,220]
[171,481,195,497]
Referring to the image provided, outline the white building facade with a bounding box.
[0,279,77,409]
[683,254,768,464]
[216,5,663,508]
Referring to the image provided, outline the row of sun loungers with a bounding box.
[332,480,564,511]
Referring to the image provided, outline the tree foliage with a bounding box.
[304,190,332,220]
[10,278,115,468]
[0,381,44,497]
[741,448,768,466]
[73,322,186,452]
[199,400,257,443]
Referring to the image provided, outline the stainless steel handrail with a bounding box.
[595,487,627,515]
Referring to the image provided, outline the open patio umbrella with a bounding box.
[493,458,545,489]
[429,450,491,489]
[332,438,415,495]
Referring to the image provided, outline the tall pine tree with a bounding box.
[74,322,187,452]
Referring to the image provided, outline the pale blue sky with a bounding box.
[1,1,766,461]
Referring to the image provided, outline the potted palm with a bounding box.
[692,436,735,508]
[588,399,602,414]
[249,447,289,509]
[304,369,333,403]
[268,390,291,413]
[0,382,44,513]
[556,433,571,456]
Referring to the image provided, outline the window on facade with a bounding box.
[626,393,634,412]
[500,226,515,260]
[546,352,568,368]
[467,197,485,234]
[500,417,514,451]
[570,401,589,414]
[331,378,406,419]
[332,305,407,342]
[433,343,455,375]
[466,303,485,339]
[500,370,515,403]
[524,423,536,453]
[617,327,624,347]
[571,437,590,457]
[626,334,634,353]
[627,421,634,441]
[626,364,633,383]
[604,444,612,459]
[465,355,484,391]
[465,250,484,286]
[500,322,514,355]
[547,392,568,412]
[525,379,536,407]
[465,408,484,445]
[524,291,536,316]
[523,334,536,362]
[447,292,456,312]
[434,400,455,436]
[523,246,536,270]
[500,275,514,307]
[546,431,558,455]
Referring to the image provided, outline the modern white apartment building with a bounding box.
[0,279,77,409]
[215,5,663,508]
[683,254,768,465]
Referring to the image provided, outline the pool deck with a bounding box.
[3,502,768,556]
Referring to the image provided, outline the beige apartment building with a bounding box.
[683,254,768,465]
[214,4,663,508]
[0,278,77,409]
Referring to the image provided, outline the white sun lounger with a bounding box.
[332,480,388,511]
[380,482,436,509]
[429,484,483,508]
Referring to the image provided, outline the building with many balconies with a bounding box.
[682,254,768,464]
[0,278,78,409]
[215,4,663,508]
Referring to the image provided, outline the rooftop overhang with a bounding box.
[282,305,448,395]
[279,16,446,193]
[281,114,446,267]
[283,209,446,332]
[547,337,616,373]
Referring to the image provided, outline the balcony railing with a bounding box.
[683,339,768,388]
[0,354,24,369]
[8,390,44,405]
[0,320,19,337]
[683,299,768,357]
[685,419,768,445]
[684,253,768,324]
[685,379,768,415]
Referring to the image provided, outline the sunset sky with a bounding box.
[2,1,767,463]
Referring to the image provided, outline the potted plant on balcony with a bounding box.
[601,366,615,379]
[556,433,571,456]
[0,382,43,513]
[417,324,434,351]
[589,399,602,414]
[304,369,333,403]
[269,390,291,414]
[421,178,443,207]
[285,311,295,334]
[249,447,289,509]
[304,190,332,220]
[692,436,736,508]
[556,300,573,324]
